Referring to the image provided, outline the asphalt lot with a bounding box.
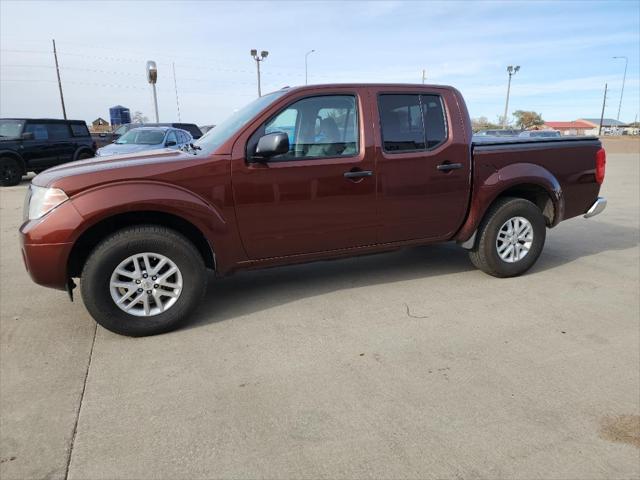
[1,152,639,479]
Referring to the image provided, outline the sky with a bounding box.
[1,0,639,126]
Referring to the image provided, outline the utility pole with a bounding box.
[250,49,269,97]
[52,39,67,119]
[502,65,520,128]
[613,56,628,122]
[305,49,315,85]
[422,69,426,84]
[172,62,181,122]
[599,83,608,136]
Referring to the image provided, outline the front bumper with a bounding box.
[20,199,85,291]
[20,240,73,290]
[584,196,607,219]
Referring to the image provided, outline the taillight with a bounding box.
[595,147,606,184]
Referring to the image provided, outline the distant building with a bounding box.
[543,118,630,136]
[543,121,594,136]
[91,117,110,133]
[109,105,131,126]
[578,118,627,136]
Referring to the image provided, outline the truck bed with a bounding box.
[469,135,602,225]
[472,135,600,149]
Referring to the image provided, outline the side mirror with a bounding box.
[253,132,289,160]
[21,132,34,140]
[165,140,177,147]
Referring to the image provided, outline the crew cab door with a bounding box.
[45,122,75,163]
[373,88,471,242]
[231,91,377,259]
[21,122,56,168]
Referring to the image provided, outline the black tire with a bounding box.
[80,225,207,336]
[77,151,94,160]
[0,157,22,186]
[468,197,546,278]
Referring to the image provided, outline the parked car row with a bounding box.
[475,128,561,138]
[1,118,204,185]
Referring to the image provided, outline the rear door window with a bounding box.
[46,123,71,140]
[378,93,448,152]
[422,95,447,149]
[378,94,425,152]
[24,123,48,141]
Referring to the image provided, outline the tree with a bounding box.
[513,110,544,130]
[132,111,148,124]
[471,116,501,133]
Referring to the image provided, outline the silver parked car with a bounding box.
[96,127,193,157]
[518,130,561,138]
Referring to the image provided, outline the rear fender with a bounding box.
[455,162,564,243]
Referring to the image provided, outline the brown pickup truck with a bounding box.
[20,84,607,336]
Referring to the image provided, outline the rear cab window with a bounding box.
[378,93,448,153]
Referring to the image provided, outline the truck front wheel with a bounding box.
[468,197,546,277]
[80,225,207,336]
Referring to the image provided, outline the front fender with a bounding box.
[455,162,564,243]
[69,180,228,244]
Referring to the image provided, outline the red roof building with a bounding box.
[543,121,596,136]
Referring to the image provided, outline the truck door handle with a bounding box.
[344,169,373,179]
[437,162,463,171]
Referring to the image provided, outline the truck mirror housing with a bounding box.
[165,140,177,147]
[254,132,289,160]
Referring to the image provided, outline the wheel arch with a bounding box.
[456,162,564,246]
[73,146,94,160]
[67,210,216,278]
[0,150,26,174]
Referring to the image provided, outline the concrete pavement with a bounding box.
[1,154,638,479]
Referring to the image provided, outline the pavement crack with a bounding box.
[404,303,429,319]
[64,322,97,480]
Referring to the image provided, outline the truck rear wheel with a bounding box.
[468,197,546,277]
[0,157,22,186]
[80,225,207,336]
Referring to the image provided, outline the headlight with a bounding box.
[25,185,69,220]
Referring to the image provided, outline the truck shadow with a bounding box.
[188,219,638,329]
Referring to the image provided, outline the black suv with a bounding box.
[0,118,95,186]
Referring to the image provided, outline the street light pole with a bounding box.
[613,56,628,121]
[251,49,269,97]
[305,49,315,85]
[502,65,520,128]
[146,61,159,122]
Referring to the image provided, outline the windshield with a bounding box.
[116,129,165,145]
[0,119,25,138]
[194,90,288,154]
